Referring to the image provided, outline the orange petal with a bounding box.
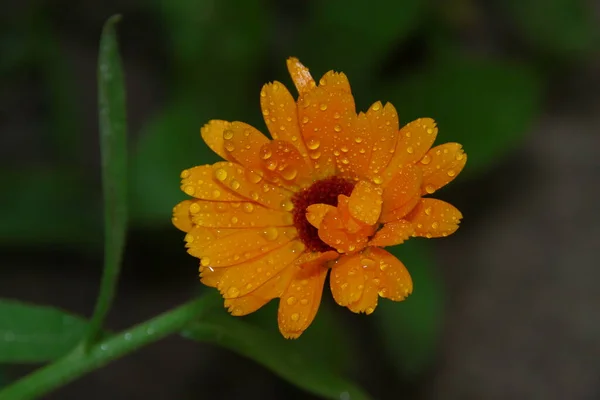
[180,165,244,202]
[333,112,371,179]
[346,255,379,315]
[306,203,336,229]
[348,180,383,225]
[286,57,316,95]
[212,162,293,211]
[380,164,422,223]
[218,240,305,299]
[383,118,438,183]
[172,200,194,232]
[260,81,308,158]
[222,122,270,172]
[318,70,351,93]
[405,198,463,238]
[330,253,367,307]
[298,86,356,178]
[200,120,234,161]
[277,255,331,339]
[368,220,414,247]
[185,226,242,256]
[364,102,399,180]
[259,140,312,188]
[191,227,297,267]
[419,143,467,195]
[369,247,412,301]
[318,207,371,254]
[224,263,297,316]
[190,200,293,228]
[199,265,225,288]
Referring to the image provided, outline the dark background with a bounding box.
[1,0,600,399]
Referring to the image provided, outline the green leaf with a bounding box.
[183,293,371,400]
[86,14,128,345]
[505,0,600,60]
[385,56,542,174]
[0,300,89,363]
[375,240,443,376]
[296,0,425,89]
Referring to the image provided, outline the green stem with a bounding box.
[0,297,211,400]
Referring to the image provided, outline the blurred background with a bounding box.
[1,0,600,399]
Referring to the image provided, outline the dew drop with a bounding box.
[212,189,221,198]
[366,307,375,315]
[425,207,432,216]
[262,109,270,116]
[281,200,294,211]
[420,155,431,165]
[262,149,272,160]
[456,152,464,161]
[307,138,320,150]
[215,168,228,181]
[201,257,211,267]
[372,103,381,111]
[341,146,348,153]
[227,287,240,297]
[231,216,239,224]
[334,124,342,132]
[425,185,435,194]
[184,185,195,196]
[447,170,456,177]
[302,116,309,124]
[287,297,297,305]
[263,227,279,241]
[406,146,414,154]
[319,103,328,111]
[431,222,439,229]
[243,203,254,213]
[250,191,259,201]
[223,129,234,140]
[309,151,321,160]
[373,176,383,184]
[291,313,300,321]
[230,180,241,190]
[180,169,190,179]
[281,167,298,181]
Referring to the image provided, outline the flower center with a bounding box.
[291,176,355,252]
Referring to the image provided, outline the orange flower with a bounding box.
[172,58,466,339]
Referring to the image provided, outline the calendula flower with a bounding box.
[172,58,466,339]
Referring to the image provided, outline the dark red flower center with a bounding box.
[291,176,355,252]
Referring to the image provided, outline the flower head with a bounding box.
[173,58,466,339]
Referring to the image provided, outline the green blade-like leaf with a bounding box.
[384,56,542,174]
[86,14,128,345]
[0,300,89,363]
[182,295,371,400]
[375,240,443,376]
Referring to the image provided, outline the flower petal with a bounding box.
[419,143,467,195]
[185,226,242,257]
[380,164,422,223]
[318,70,351,93]
[172,200,194,232]
[277,253,333,339]
[191,227,297,267]
[333,112,371,179]
[286,57,316,95]
[259,140,313,189]
[365,102,399,180]
[298,86,356,178]
[306,203,336,229]
[348,180,383,225]
[405,198,463,238]
[383,118,438,183]
[212,162,293,211]
[199,265,225,288]
[190,200,293,228]
[346,258,379,315]
[260,81,308,158]
[222,121,270,172]
[180,165,244,202]
[200,120,234,161]
[369,247,412,301]
[330,253,367,306]
[319,207,371,254]
[218,240,305,299]
[224,263,297,316]
[368,220,414,247]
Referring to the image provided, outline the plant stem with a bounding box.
[0,297,211,400]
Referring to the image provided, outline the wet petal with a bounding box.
[260,82,308,157]
[191,227,297,267]
[383,118,438,183]
[330,253,367,307]
[222,121,270,172]
[185,226,242,257]
[318,70,351,93]
[348,180,383,225]
[277,253,333,339]
[190,200,293,228]
[370,247,412,301]
[298,86,356,178]
[306,203,336,229]
[333,112,371,179]
[419,143,467,195]
[224,264,297,316]
[405,198,463,238]
[172,200,194,232]
[259,140,312,188]
[180,165,244,202]
[368,220,414,247]
[199,265,225,288]
[380,164,422,223]
[212,162,293,211]
[286,57,316,95]
[200,120,234,161]
[346,257,379,315]
[218,240,305,299]
[365,102,399,180]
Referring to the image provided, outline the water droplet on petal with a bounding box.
[180,169,190,178]
[231,216,239,224]
[243,203,254,213]
[425,185,435,194]
[287,297,297,305]
[227,287,240,297]
[307,138,320,150]
[230,180,241,190]
[406,146,414,154]
[184,185,195,196]
[291,313,300,321]
[420,155,431,165]
[447,170,456,177]
[223,130,234,140]
[319,103,328,111]
[215,168,228,181]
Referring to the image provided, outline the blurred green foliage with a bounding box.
[1,0,599,396]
